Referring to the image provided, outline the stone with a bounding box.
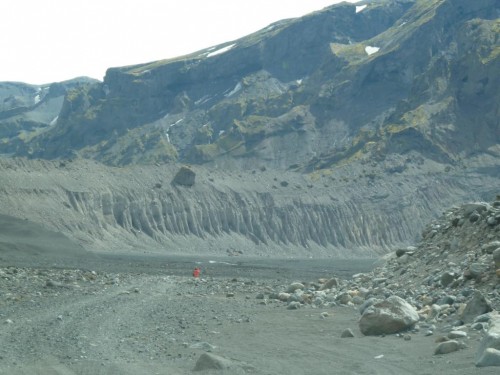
[487,216,498,226]
[190,342,217,351]
[482,241,500,254]
[493,248,500,268]
[193,353,233,371]
[461,291,493,323]
[319,278,338,290]
[278,292,291,302]
[476,348,500,367]
[475,312,500,367]
[468,263,488,279]
[341,328,355,338]
[287,282,305,293]
[359,296,419,336]
[287,301,301,310]
[359,298,381,315]
[395,248,407,257]
[336,292,352,305]
[474,313,493,323]
[471,322,487,331]
[448,330,467,339]
[172,166,196,187]
[440,272,456,287]
[469,212,481,222]
[435,340,461,355]
[462,203,488,216]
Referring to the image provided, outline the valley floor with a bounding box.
[0,255,498,375]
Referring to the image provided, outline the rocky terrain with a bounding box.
[1,197,499,374]
[0,1,499,372]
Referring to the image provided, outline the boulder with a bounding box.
[172,166,196,186]
[476,312,500,367]
[193,353,233,371]
[461,291,493,323]
[476,348,500,367]
[359,296,419,336]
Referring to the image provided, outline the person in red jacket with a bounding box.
[193,267,200,278]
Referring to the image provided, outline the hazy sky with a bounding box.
[0,0,358,84]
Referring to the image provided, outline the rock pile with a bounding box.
[259,196,500,367]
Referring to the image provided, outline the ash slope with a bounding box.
[0,157,497,256]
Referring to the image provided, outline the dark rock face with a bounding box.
[4,0,496,171]
[0,78,98,156]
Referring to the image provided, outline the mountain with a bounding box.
[7,0,498,170]
[0,0,498,257]
[0,77,99,157]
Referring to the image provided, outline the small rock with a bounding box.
[482,241,500,254]
[287,301,301,310]
[448,330,467,339]
[341,328,355,338]
[287,282,305,293]
[320,312,329,319]
[440,272,456,287]
[319,278,338,290]
[193,353,232,371]
[190,342,217,351]
[435,340,461,355]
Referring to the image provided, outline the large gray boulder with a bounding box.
[476,312,500,367]
[461,291,493,323]
[359,295,419,336]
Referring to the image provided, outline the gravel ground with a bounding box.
[1,253,498,375]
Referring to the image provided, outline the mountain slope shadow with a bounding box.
[0,214,96,268]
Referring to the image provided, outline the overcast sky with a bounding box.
[0,0,358,85]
